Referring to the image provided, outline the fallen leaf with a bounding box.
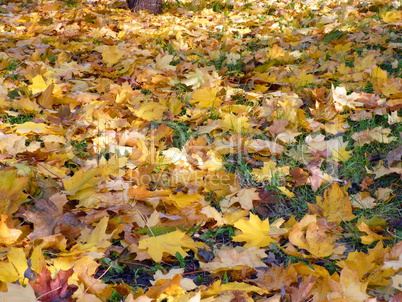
[0,214,22,245]
[313,183,355,223]
[0,169,29,215]
[30,266,78,302]
[0,283,37,302]
[22,199,61,240]
[357,222,389,245]
[138,230,199,262]
[233,214,282,248]
[287,215,337,258]
[200,247,268,272]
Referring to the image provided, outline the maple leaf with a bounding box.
[1,0,402,299]
[190,86,222,109]
[22,198,62,240]
[251,160,290,182]
[29,75,52,95]
[0,133,27,154]
[385,239,402,260]
[357,222,389,245]
[352,127,396,146]
[327,267,370,302]
[53,254,100,286]
[277,186,295,198]
[310,183,355,224]
[224,188,260,211]
[95,45,125,67]
[63,167,103,195]
[138,230,199,262]
[331,85,364,111]
[287,215,337,258]
[351,192,377,209]
[181,68,205,88]
[290,167,309,187]
[167,191,203,210]
[331,146,352,162]
[0,283,37,302]
[0,169,28,215]
[30,266,78,302]
[73,217,113,252]
[0,214,22,245]
[0,247,28,284]
[154,53,176,71]
[203,280,268,296]
[220,114,250,133]
[200,247,268,272]
[247,139,285,156]
[233,213,285,248]
[134,101,166,121]
[145,274,184,300]
[151,268,196,291]
[381,10,402,23]
[253,264,298,293]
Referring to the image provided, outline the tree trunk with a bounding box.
[127,0,162,14]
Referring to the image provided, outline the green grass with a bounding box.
[0,113,35,124]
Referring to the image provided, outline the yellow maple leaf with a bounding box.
[95,45,125,67]
[53,254,99,285]
[251,160,289,182]
[0,170,28,215]
[134,101,166,121]
[371,66,388,80]
[29,75,50,95]
[288,215,336,258]
[267,44,286,60]
[30,245,46,275]
[381,10,402,23]
[332,146,352,162]
[315,183,355,224]
[0,134,27,154]
[154,53,176,71]
[0,214,22,245]
[63,167,103,195]
[331,85,363,111]
[149,275,185,300]
[16,97,41,112]
[327,267,370,302]
[220,114,250,133]
[205,280,268,296]
[357,222,389,245]
[278,186,295,198]
[388,111,402,125]
[13,122,50,134]
[247,139,284,156]
[295,70,314,87]
[368,126,396,144]
[233,213,284,248]
[167,192,203,210]
[74,217,112,252]
[337,242,390,283]
[227,188,260,211]
[190,86,222,109]
[182,69,205,88]
[138,230,198,262]
[0,248,28,284]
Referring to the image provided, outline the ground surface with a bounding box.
[0,0,401,301]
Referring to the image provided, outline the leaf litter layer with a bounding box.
[0,0,401,301]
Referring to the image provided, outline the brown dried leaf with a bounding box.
[23,199,61,240]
